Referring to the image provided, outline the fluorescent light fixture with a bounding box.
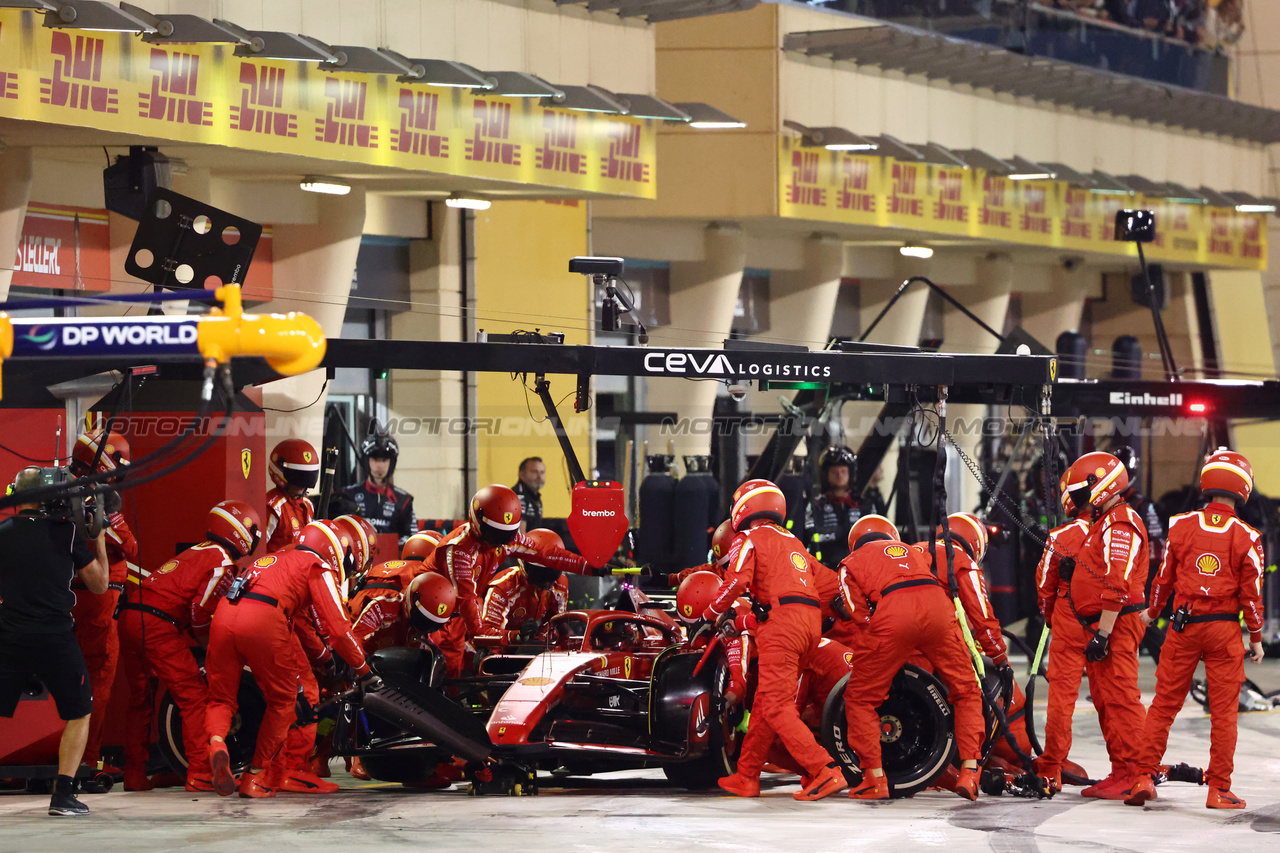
[445,194,491,210]
[673,102,745,129]
[615,94,689,121]
[868,135,923,162]
[320,46,416,75]
[0,2,57,10]
[1090,170,1134,195]
[1041,162,1094,187]
[1007,155,1055,181]
[900,245,933,259]
[125,5,250,45]
[393,56,492,88]
[1223,191,1276,213]
[1159,182,1209,204]
[544,85,628,115]
[220,24,339,63]
[783,120,877,151]
[956,149,1015,174]
[44,1,158,33]
[300,176,351,195]
[481,71,562,99]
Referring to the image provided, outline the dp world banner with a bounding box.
[0,10,657,199]
[778,137,1266,271]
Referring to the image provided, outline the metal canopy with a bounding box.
[578,0,758,23]
[783,24,1280,144]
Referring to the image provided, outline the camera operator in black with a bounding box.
[340,429,416,545]
[802,446,864,569]
[0,467,109,817]
[1113,446,1169,661]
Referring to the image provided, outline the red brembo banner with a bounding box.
[569,480,628,568]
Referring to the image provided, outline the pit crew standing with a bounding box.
[838,515,986,801]
[340,430,416,546]
[1126,449,1266,810]
[67,429,137,780]
[480,529,571,645]
[1061,451,1149,799]
[265,439,319,551]
[117,501,261,792]
[206,521,374,799]
[705,479,848,802]
[428,485,597,676]
[802,446,863,569]
[1034,479,1094,792]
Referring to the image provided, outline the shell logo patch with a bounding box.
[254,556,277,568]
[790,552,808,570]
[385,560,405,568]
[290,517,299,530]
[884,545,908,558]
[520,677,553,687]
[1196,554,1222,576]
[843,652,854,666]
[105,443,116,455]
[157,560,179,575]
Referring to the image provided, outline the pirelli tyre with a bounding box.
[158,667,266,776]
[821,665,957,798]
[652,648,741,789]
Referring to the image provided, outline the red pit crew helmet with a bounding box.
[402,530,443,562]
[675,571,723,624]
[1063,452,1128,512]
[71,429,130,478]
[1200,448,1253,504]
[848,514,899,552]
[709,519,735,566]
[729,479,786,531]
[405,572,456,635]
[944,512,989,561]
[469,484,522,546]
[269,439,320,491]
[334,514,375,573]
[298,520,355,589]
[521,528,565,588]
[207,500,262,559]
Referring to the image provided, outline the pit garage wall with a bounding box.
[472,200,593,519]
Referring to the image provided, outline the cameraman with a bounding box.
[0,467,109,817]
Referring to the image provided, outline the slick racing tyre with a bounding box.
[358,752,441,784]
[821,665,957,799]
[158,666,266,776]
[653,649,742,789]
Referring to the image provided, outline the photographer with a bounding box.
[0,467,109,817]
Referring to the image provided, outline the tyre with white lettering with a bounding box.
[652,649,741,789]
[821,665,956,798]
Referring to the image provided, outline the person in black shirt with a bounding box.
[0,467,108,816]
[340,429,416,545]
[513,457,545,531]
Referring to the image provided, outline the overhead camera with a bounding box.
[726,382,749,401]
[570,256,649,344]
[1115,209,1156,243]
[1060,255,1084,271]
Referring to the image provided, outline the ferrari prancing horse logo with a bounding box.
[504,512,514,524]
[624,656,632,678]
[241,449,252,480]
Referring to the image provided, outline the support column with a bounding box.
[947,255,1013,515]
[644,223,745,457]
[390,205,465,519]
[0,146,33,301]
[260,189,366,450]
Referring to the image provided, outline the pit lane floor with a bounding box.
[2,657,1278,852]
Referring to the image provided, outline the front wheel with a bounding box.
[653,650,741,789]
[821,665,957,798]
[157,667,265,776]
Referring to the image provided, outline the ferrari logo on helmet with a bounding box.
[1196,554,1221,576]
[241,449,252,480]
[624,657,632,678]
[303,451,313,463]
[504,512,513,524]
[885,545,908,558]
[790,552,807,571]
[437,603,448,616]
[683,604,693,617]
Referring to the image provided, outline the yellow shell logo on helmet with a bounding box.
[1196,554,1221,576]
[885,545,908,558]
[1095,467,1106,478]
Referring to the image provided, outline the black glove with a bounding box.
[294,686,316,725]
[687,618,714,645]
[1084,630,1110,662]
[830,593,853,622]
[636,565,656,577]
[357,671,383,695]
[1057,556,1075,583]
[995,661,1016,707]
[102,488,123,515]
[323,656,355,685]
[518,618,540,640]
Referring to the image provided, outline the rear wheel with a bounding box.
[158,667,265,776]
[821,665,956,798]
[653,650,741,789]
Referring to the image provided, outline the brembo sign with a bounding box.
[642,351,833,379]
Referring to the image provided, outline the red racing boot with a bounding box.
[717,772,760,798]
[1123,775,1156,807]
[794,764,847,801]
[848,773,890,800]
[280,770,340,794]
[238,771,276,799]
[123,770,155,792]
[349,757,371,781]
[1206,788,1246,810]
[185,775,215,793]
[1081,771,1129,800]
[954,767,980,801]
[208,742,236,798]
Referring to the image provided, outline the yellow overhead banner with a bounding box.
[778,138,1265,270]
[0,11,657,199]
